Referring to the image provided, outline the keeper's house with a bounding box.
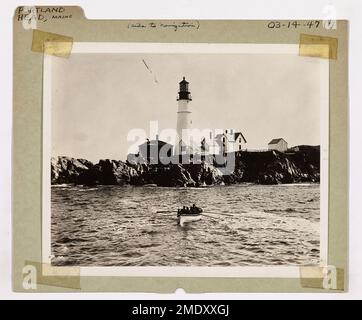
[268,138,288,152]
[213,130,247,154]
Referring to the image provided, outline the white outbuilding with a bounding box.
[268,138,288,152]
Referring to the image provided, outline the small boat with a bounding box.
[178,213,202,226]
[177,205,203,226]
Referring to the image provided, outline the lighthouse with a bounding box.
[175,77,193,155]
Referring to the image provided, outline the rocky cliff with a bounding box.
[51,147,320,186]
[51,156,93,184]
[223,148,320,185]
[77,159,138,186]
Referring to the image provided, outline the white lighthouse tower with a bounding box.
[175,77,193,155]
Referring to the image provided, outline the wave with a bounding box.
[51,184,320,266]
[75,187,99,192]
[52,184,72,188]
[274,183,319,187]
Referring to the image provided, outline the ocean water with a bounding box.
[51,184,320,266]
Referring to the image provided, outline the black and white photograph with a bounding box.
[3,0,356,301]
[44,43,328,270]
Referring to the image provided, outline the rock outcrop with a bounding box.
[51,146,320,186]
[77,159,138,186]
[223,148,320,185]
[132,164,196,187]
[184,163,224,186]
[51,156,93,184]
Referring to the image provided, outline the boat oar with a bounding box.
[202,211,235,217]
[201,213,223,220]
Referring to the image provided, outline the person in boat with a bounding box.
[178,205,203,216]
[190,204,197,214]
[178,206,188,216]
[191,204,203,214]
[178,206,191,216]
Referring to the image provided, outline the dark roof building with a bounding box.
[268,138,286,145]
[138,138,173,164]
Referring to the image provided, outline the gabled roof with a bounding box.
[268,138,286,145]
[214,133,225,140]
[139,139,172,147]
[234,132,247,143]
[215,132,247,143]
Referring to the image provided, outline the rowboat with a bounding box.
[177,213,202,226]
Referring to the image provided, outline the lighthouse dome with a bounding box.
[179,76,189,84]
[177,77,192,101]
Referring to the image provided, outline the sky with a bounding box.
[51,52,322,162]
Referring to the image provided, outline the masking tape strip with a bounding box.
[299,34,338,59]
[25,261,80,289]
[31,29,73,58]
[299,266,344,291]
